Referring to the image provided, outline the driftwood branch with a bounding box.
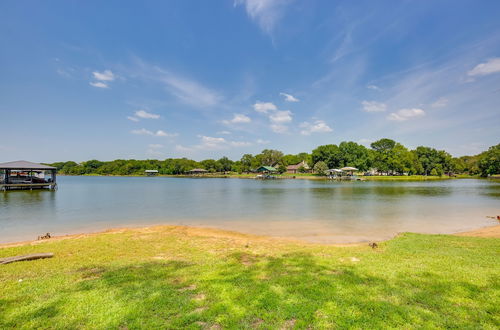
[0,253,54,265]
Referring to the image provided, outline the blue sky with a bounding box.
[1,0,499,162]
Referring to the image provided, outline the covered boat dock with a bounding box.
[0,161,57,191]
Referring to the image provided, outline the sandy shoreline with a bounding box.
[1,223,498,249]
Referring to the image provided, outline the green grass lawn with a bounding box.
[1,227,499,329]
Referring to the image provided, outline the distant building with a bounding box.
[187,168,208,175]
[255,166,277,173]
[286,160,310,174]
[145,170,159,176]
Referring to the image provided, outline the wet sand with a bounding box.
[1,223,498,249]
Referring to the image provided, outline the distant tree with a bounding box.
[478,143,500,176]
[277,163,287,174]
[240,154,254,173]
[430,168,438,176]
[370,138,396,174]
[217,156,233,173]
[298,165,307,173]
[338,141,371,171]
[313,161,328,176]
[311,144,340,169]
[257,149,284,166]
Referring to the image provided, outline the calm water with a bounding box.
[1,176,499,243]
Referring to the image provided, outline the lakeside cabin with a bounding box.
[286,160,310,174]
[0,160,57,191]
[145,170,159,176]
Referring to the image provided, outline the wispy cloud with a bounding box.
[269,110,292,123]
[135,110,160,119]
[299,120,333,135]
[89,81,108,88]
[361,101,387,112]
[431,97,448,108]
[221,113,252,125]
[254,101,293,133]
[468,58,500,77]
[131,128,178,137]
[92,70,115,81]
[367,84,381,91]
[127,116,139,122]
[253,102,277,113]
[387,108,425,121]
[235,0,289,35]
[280,92,299,102]
[176,135,253,151]
[131,58,221,108]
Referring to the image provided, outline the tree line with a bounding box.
[49,139,499,177]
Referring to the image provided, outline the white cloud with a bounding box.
[127,116,139,122]
[254,101,293,133]
[92,70,115,81]
[367,84,381,91]
[256,139,270,144]
[155,130,177,137]
[270,124,288,133]
[253,102,277,113]
[280,92,299,102]
[89,81,108,88]
[361,101,387,112]
[431,97,448,108]
[131,128,177,137]
[217,130,232,135]
[131,128,153,136]
[235,0,288,34]
[269,110,292,123]
[299,120,333,135]
[387,108,425,121]
[468,58,500,76]
[135,110,160,119]
[194,135,253,150]
[222,113,252,125]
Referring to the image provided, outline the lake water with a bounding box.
[1,176,499,244]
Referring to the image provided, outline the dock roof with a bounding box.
[0,160,56,170]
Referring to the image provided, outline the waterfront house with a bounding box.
[255,166,277,173]
[0,160,57,191]
[286,160,310,174]
[145,170,159,176]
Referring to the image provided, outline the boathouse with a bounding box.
[187,168,208,175]
[0,160,57,191]
[145,169,159,176]
[255,166,277,174]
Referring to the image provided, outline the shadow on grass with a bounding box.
[1,254,498,328]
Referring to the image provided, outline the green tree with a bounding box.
[313,161,328,176]
[256,149,284,166]
[240,154,254,173]
[338,141,371,171]
[311,144,340,169]
[478,143,500,176]
[217,156,233,173]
